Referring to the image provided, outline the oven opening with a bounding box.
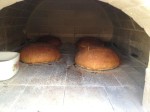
[0,0,150,112]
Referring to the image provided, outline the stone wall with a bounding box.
[0,0,41,51]
[101,2,150,65]
[26,0,113,43]
[0,0,149,64]
[0,0,150,41]
[0,0,150,111]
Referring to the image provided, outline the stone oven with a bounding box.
[0,0,150,112]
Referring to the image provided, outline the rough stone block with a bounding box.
[143,83,150,112]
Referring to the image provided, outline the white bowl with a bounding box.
[0,52,20,81]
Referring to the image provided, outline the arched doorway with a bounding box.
[0,0,150,111]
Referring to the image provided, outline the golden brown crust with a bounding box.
[20,43,61,64]
[75,47,120,71]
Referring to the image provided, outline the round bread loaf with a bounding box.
[76,37,104,50]
[37,35,62,48]
[20,43,61,64]
[75,47,120,71]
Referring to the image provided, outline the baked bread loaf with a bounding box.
[75,47,120,71]
[20,43,61,64]
[76,37,104,50]
[37,35,62,48]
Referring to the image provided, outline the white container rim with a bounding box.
[0,52,20,62]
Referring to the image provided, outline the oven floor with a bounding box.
[0,43,146,112]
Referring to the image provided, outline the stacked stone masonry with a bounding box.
[0,0,150,112]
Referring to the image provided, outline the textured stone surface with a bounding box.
[0,0,150,37]
[0,0,149,65]
[0,0,41,51]
[100,2,150,65]
[26,0,113,42]
[0,44,145,112]
[0,1,150,111]
[143,54,150,112]
[143,83,150,112]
